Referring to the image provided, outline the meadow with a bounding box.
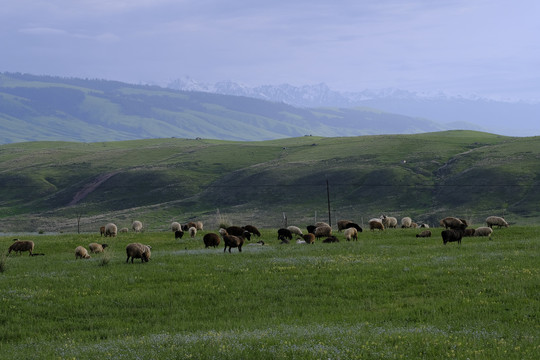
[0,225,538,359]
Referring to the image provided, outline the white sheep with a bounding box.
[287,226,303,236]
[75,246,91,259]
[401,217,412,228]
[314,221,330,228]
[486,216,508,228]
[132,220,143,232]
[380,215,398,228]
[171,222,182,232]
[126,243,151,263]
[196,221,204,231]
[314,225,332,240]
[88,243,108,253]
[189,226,197,238]
[474,227,494,237]
[104,223,118,237]
[119,228,129,233]
[344,227,358,241]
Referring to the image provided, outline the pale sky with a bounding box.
[2,0,539,100]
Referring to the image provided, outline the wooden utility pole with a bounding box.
[326,179,331,227]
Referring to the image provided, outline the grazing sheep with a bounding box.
[369,220,385,231]
[99,226,105,237]
[416,230,432,238]
[441,223,467,245]
[315,221,330,228]
[125,243,151,263]
[420,224,430,228]
[104,223,117,237]
[277,228,293,241]
[287,226,303,236]
[486,216,508,228]
[226,226,246,237]
[279,237,290,244]
[242,225,261,237]
[132,220,143,233]
[323,236,339,243]
[171,222,182,232]
[464,228,476,237]
[369,218,382,224]
[337,220,352,231]
[75,246,91,259]
[306,225,317,234]
[196,221,204,231]
[302,233,315,244]
[344,227,358,241]
[314,225,332,240]
[219,228,228,237]
[223,234,245,253]
[8,240,35,256]
[120,228,129,233]
[184,222,197,231]
[401,217,413,228]
[203,233,221,248]
[188,226,197,238]
[174,230,184,239]
[475,227,494,237]
[439,217,466,229]
[381,215,398,228]
[88,243,108,253]
[344,222,363,232]
[411,222,418,228]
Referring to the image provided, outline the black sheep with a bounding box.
[277,228,293,241]
[344,222,363,232]
[441,223,467,245]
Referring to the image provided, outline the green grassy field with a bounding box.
[1,226,538,359]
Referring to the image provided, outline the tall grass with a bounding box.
[0,226,538,359]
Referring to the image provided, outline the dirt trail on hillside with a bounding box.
[68,172,119,206]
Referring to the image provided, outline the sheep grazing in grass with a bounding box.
[369,220,385,231]
[420,224,430,228]
[99,226,105,237]
[475,227,494,237]
[344,227,358,241]
[302,233,315,244]
[196,221,204,231]
[401,217,413,228]
[306,225,317,234]
[119,228,129,233]
[223,234,245,253]
[315,221,330,228]
[174,230,184,240]
[242,225,261,237]
[287,225,303,236]
[464,228,476,237]
[219,228,228,238]
[188,226,197,238]
[381,215,398,228]
[132,220,143,233]
[439,217,466,229]
[323,236,339,243]
[277,228,293,241]
[337,220,352,232]
[486,216,508,228]
[126,243,151,263]
[314,225,332,240]
[183,222,197,231]
[344,222,363,232]
[416,230,432,238]
[171,222,182,232]
[441,223,467,245]
[227,226,247,237]
[105,223,118,237]
[88,243,108,253]
[203,233,221,248]
[75,246,91,259]
[8,240,35,256]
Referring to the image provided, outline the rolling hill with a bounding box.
[1,130,539,233]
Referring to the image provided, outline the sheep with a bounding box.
[323,236,339,243]
[223,234,245,253]
[314,225,332,240]
[439,217,465,229]
[381,215,398,228]
[219,228,228,238]
[104,223,117,237]
[306,225,317,234]
[188,226,197,238]
[464,228,476,237]
[277,228,293,241]
[369,218,382,224]
[401,217,413,228]
[344,227,358,241]
[302,233,315,244]
[171,222,182,232]
[369,220,385,231]
[416,230,432,238]
[420,224,430,228]
[337,220,352,231]
[196,221,204,231]
[174,230,184,239]
[183,222,197,231]
[132,220,143,233]
[287,226,303,236]
[126,243,151,263]
[8,240,35,256]
[315,222,330,228]
[441,223,467,245]
[486,216,508,228]
[99,226,105,237]
[226,226,246,237]
[296,239,306,244]
[242,225,261,237]
[344,222,363,232]
[75,246,91,259]
[475,227,494,237]
[203,233,221,248]
[88,243,108,253]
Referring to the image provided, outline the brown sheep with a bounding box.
[464,228,476,237]
[344,227,358,241]
[99,226,105,237]
[323,236,339,243]
[75,246,91,259]
[314,225,332,240]
[223,234,245,253]
[337,220,352,232]
[203,233,221,248]
[416,230,432,238]
[126,243,151,263]
[441,223,467,245]
[243,225,261,237]
[88,243,108,253]
[302,233,316,244]
[369,220,385,231]
[8,240,35,256]
[439,217,466,229]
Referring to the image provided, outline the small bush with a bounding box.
[99,252,110,267]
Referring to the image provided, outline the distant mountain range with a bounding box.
[168,77,540,137]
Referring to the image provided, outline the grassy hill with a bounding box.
[0,72,449,143]
[1,130,539,232]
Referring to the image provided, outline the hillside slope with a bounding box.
[1,131,538,232]
[0,73,452,143]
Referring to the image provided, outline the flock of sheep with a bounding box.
[5,215,509,262]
